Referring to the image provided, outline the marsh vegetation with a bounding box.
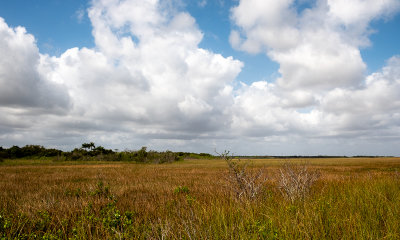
[0,156,399,239]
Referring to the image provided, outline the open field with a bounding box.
[1,157,400,239]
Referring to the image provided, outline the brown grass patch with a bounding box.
[0,157,399,238]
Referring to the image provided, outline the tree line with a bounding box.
[0,143,214,163]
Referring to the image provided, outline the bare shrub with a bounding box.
[148,219,172,240]
[220,151,268,200]
[278,162,320,203]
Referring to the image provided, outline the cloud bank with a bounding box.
[0,0,400,155]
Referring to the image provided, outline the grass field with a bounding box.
[1,157,400,239]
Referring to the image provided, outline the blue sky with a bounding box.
[1,0,400,155]
[362,12,400,73]
[0,0,93,55]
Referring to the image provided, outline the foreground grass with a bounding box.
[0,158,399,239]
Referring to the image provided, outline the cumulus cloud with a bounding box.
[320,56,400,131]
[1,0,243,148]
[0,18,70,111]
[226,0,400,154]
[231,56,400,147]
[0,0,400,155]
[230,0,400,91]
[327,0,400,27]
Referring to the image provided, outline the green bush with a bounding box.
[174,186,190,194]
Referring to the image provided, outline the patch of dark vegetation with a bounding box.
[0,145,62,159]
[0,144,215,163]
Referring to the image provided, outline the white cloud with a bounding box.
[271,30,366,90]
[0,0,400,155]
[0,18,70,111]
[0,0,243,148]
[327,0,400,27]
[198,0,207,8]
[230,0,400,91]
[321,56,400,120]
[230,0,299,52]
[224,0,400,155]
[231,55,400,146]
[75,7,86,23]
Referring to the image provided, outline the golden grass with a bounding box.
[0,157,399,239]
[1,157,399,213]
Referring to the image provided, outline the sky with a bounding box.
[0,0,400,156]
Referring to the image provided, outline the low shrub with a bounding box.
[221,151,268,200]
[278,162,320,203]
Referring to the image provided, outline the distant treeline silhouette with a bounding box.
[0,144,214,163]
[0,145,392,163]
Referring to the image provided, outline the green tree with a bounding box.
[81,142,95,151]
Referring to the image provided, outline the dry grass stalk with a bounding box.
[1,157,399,238]
[278,162,320,203]
[220,151,268,200]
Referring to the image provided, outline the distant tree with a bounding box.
[43,148,62,157]
[0,146,6,161]
[8,146,22,158]
[81,142,95,151]
[81,143,90,151]
[88,142,95,150]
[21,145,46,157]
[136,147,148,162]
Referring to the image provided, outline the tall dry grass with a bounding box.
[0,158,399,239]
